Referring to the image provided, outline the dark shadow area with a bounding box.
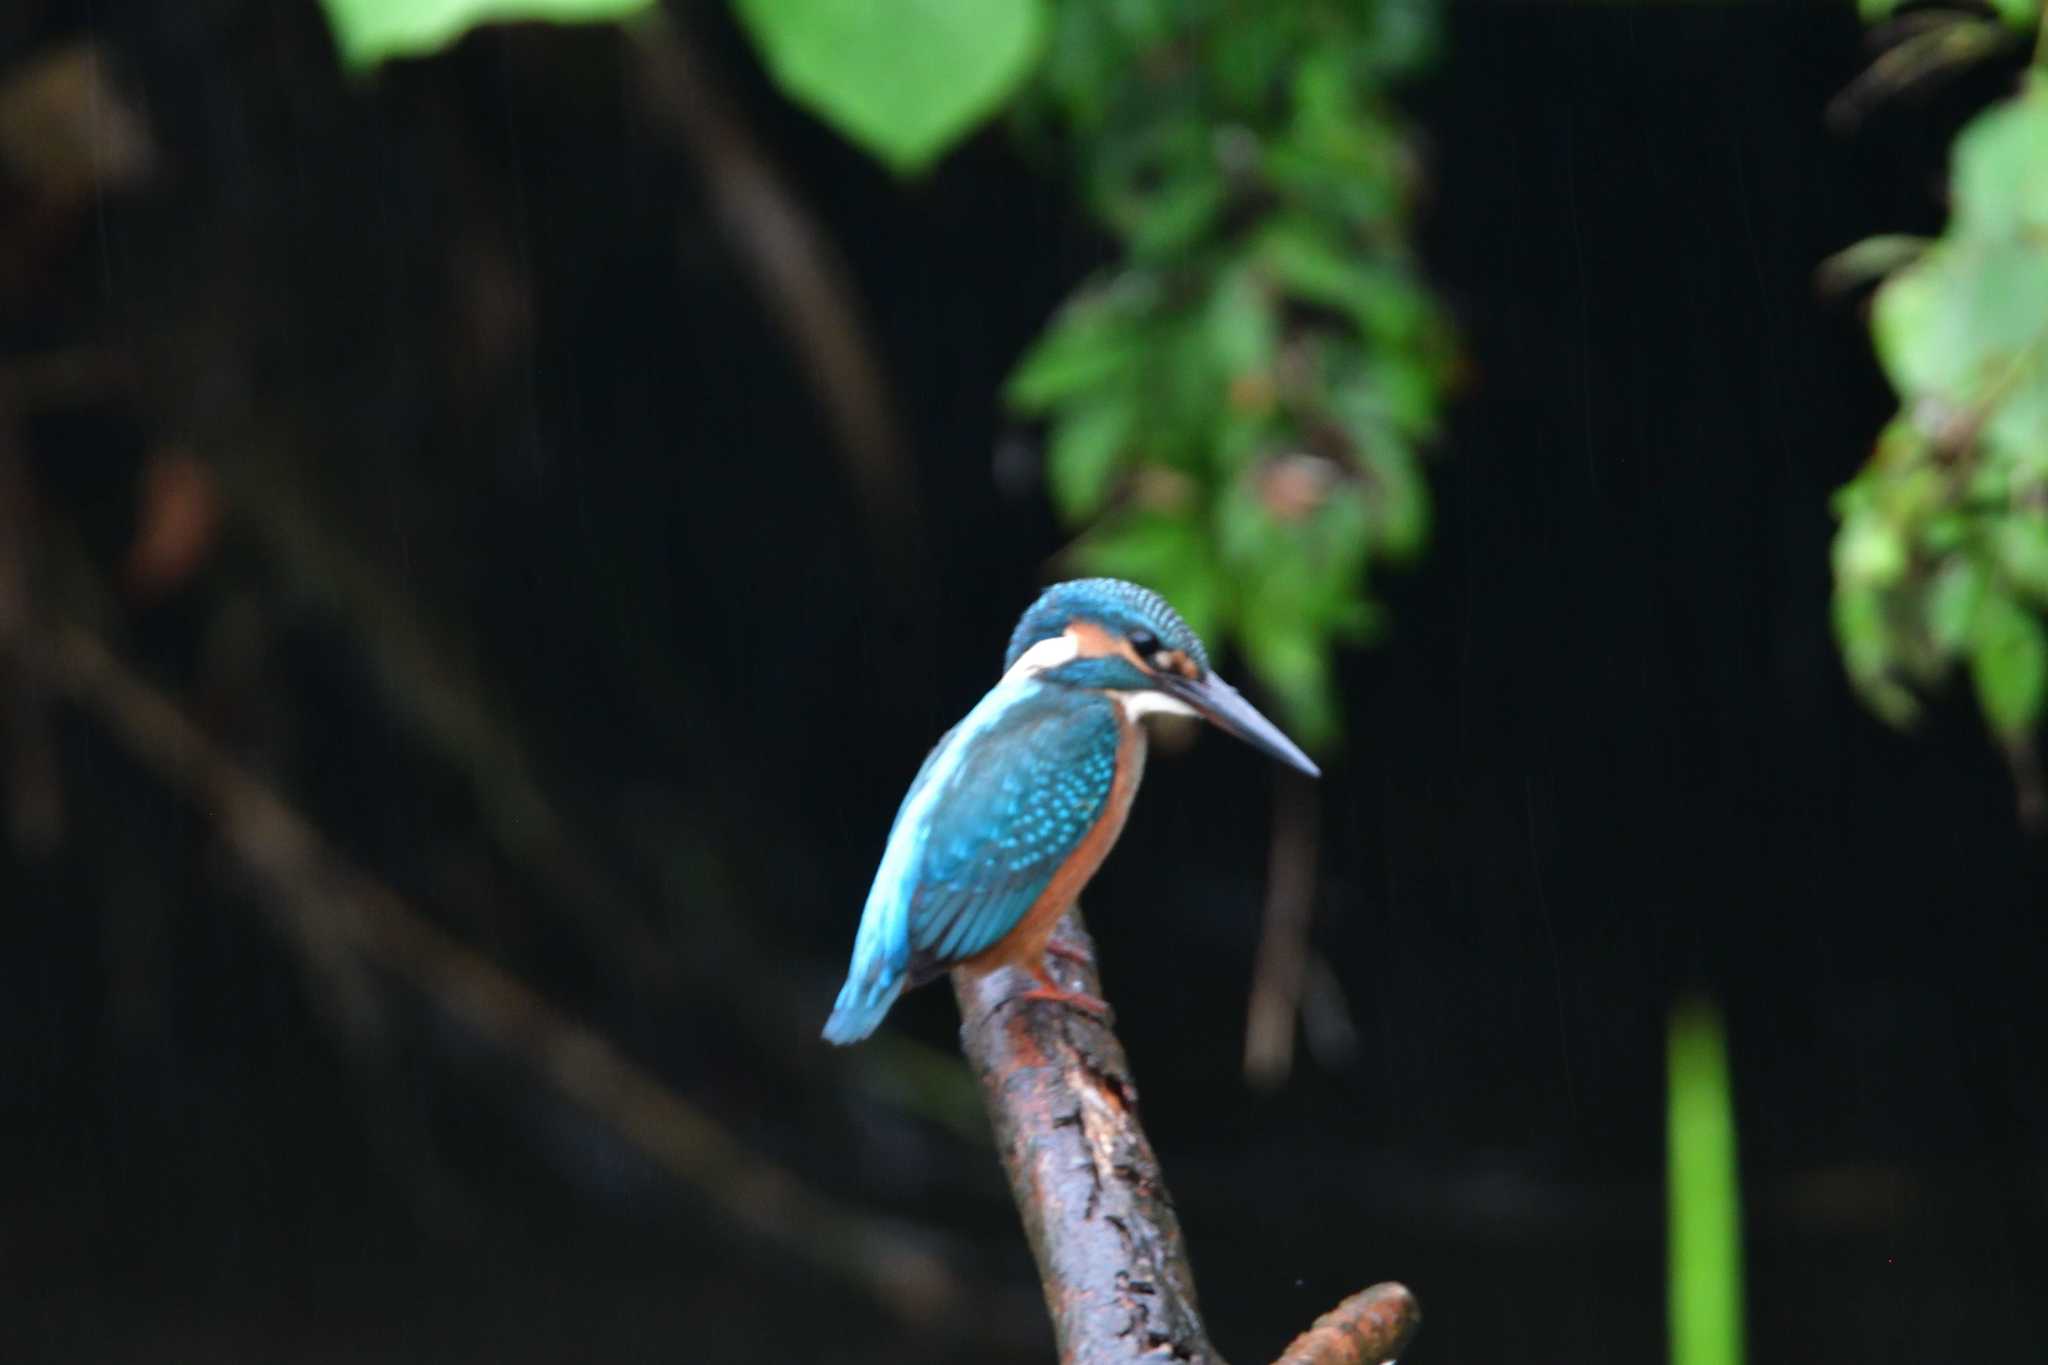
[0,2,2041,1361]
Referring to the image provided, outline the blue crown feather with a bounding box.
[1003,578,1210,674]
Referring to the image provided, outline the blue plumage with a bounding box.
[823,682,1120,1044]
[912,691,1119,962]
[825,576,1318,1045]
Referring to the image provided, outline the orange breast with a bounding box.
[964,705,1148,976]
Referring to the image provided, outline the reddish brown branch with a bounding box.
[955,911,1217,1362]
[955,909,1418,1364]
[1271,1283,1421,1365]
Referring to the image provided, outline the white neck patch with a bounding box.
[1004,630,1082,680]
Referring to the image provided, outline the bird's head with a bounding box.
[1003,578,1320,778]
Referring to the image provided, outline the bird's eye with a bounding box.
[1129,629,1161,659]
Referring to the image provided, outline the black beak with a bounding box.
[1161,671,1321,778]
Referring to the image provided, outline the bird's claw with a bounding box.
[1042,939,1093,967]
[1011,981,1114,1024]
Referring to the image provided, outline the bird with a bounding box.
[823,577,1320,1045]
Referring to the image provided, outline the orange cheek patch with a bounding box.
[1066,622,1199,679]
[1066,621,1121,658]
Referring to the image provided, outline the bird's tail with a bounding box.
[822,969,904,1046]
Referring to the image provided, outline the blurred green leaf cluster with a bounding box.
[1006,0,1455,748]
[1831,65,2048,742]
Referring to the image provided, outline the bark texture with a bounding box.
[1271,1283,1421,1365]
[954,908,1419,1365]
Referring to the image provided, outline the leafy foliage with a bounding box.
[321,0,1047,181]
[732,0,1048,174]
[1006,1,1455,747]
[318,0,652,68]
[317,0,1450,747]
[1831,57,2048,747]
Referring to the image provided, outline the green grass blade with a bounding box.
[1668,998,1746,1365]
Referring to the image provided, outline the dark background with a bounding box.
[2,2,2042,1361]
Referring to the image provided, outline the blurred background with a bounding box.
[2,1,2045,1361]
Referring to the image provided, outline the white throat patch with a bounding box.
[1117,688,1198,720]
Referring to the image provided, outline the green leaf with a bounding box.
[1127,172,1226,259]
[318,0,652,68]
[1357,0,1441,77]
[1831,509,1909,589]
[1814,234,1931,297]
[1327,345,1439,445]
[1103,0,1175,46]
[1833,584,1918,726]
[1033,3,1121,132]
[1990,0,2044,31]
[1150,318,1230,470]
[1870,413,1929,470]
[1872,240,2048,417]
[1317,481,1378,591]
[1213,10,1296,109]
[732,0,1047,175]
[1971,588,2048,734]
[1006,288,1147,413]
[1995,515,2048,604]
[1255,220,1413,343]
[1919,510,1969,555]
[1217,474,1279,566]
[1045,395,1135,523]
[1927,555,1987,654]
[1359,439,1430,562]
[1203,266,1278,385]
[1951,82,2048,238]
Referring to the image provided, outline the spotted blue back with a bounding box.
[822,683,1124,1043]
[909,690,1122,968]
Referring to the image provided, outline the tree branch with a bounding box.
[954,909,1419,1364]
[1271,1283,1421,1365]
[0,428,60,853]
[1243,769,1323,1087]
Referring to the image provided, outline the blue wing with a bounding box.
[823,686,1120,1044]
[908,694,1120,967]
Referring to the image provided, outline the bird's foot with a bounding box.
[1018,955,1111,1021]
[1011,981,1114,1023]
[1042,938,1093,967]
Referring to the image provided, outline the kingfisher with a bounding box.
[823,577,1320,1045]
